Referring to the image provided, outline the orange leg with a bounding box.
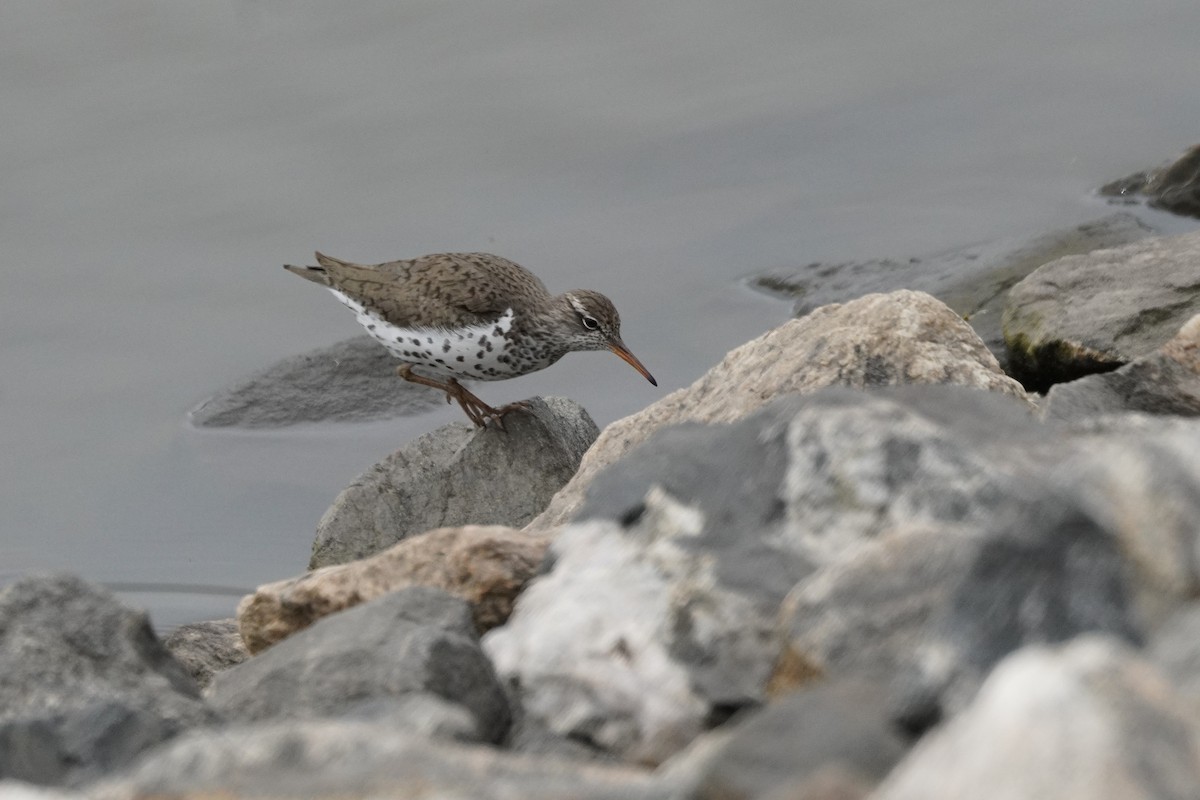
[397,365,528,429]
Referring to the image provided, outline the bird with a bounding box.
[283,251,657,428]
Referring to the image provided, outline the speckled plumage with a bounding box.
[284,251,656,427]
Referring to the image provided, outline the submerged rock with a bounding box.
[190,335,446,427]
[748,213,1154,368]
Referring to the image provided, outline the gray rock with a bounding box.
[775,525,981,691]
[162,618,248,690]
[0,575,216,787]
[1002,229,1200,390]
[1100,143,1200,219]
[876,637,1200,800]
[889,495,1139,734]
[206,587,511,744]
[0,782,85,799]
[189,335,445,428]
[489,388,1044,763]
[670,681,907,800]
[748,213,1154,369]
[488,386,1159,763]
[1042,314,1200,419]
[777,492,1142,737]
[310,396,597,568]
[91,720,670,800]
[1057,414,1200,616]
[527,290,1028,535]
[1149,604,1200,708]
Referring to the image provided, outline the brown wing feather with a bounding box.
[309,252,552,329]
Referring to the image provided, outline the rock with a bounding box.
[1100,143,1200,219]
[772,525,979,694]
[1002,229,1200,390]
[488,514,726,764]
[189,336,446,427]
[0,575,216,787]
[1042,314,1200,419]
[1148,604,1200,708]
[875,637,1200,800]
[90,720,670,800]
[489,387,1075,763]
[489,386,1162,762]
[162,618,249,690]
[1055,414,1200,617]
[238,525,547,654]
[888,495,1139,734]
[310,396,597,568]
[777,486,1142,738]
[748,213,1154,369]
[0,783,85,799]
[207,587,511,744]
[668,681,907,800]
[758,769,874,800]
[527,290,1028,533]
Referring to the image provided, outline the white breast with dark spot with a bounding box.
[330,289,521,381]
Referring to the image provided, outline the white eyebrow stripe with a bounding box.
[567,294,590,317]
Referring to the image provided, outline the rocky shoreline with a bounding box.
[5,189,1200,796]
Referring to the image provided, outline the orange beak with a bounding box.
[608,340,657,386]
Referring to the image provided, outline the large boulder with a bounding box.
[875,637,1200,800]
[1002,229,1200,390]
[527,290,1027,533]
[486,387,1141,763]
[190,336,445,427]
[239,525,547,654]
[207,587,511,745]
[310,396,597,568]
[0,575,216,786]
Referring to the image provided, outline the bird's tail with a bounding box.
[282,251,354,285]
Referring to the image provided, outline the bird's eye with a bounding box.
[581,316,600,331]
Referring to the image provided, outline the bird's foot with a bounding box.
[396,365,527,430]
[454,389,529,431]
[480,400,531,431]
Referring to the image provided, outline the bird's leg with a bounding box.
[396,365,527,429]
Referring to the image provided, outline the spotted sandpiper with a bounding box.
[284,252,657,428]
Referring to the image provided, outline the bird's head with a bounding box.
[559,290,657,386]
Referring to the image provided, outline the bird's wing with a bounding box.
[317,252,551,328]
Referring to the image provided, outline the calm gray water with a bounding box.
[3,1,1198,628]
